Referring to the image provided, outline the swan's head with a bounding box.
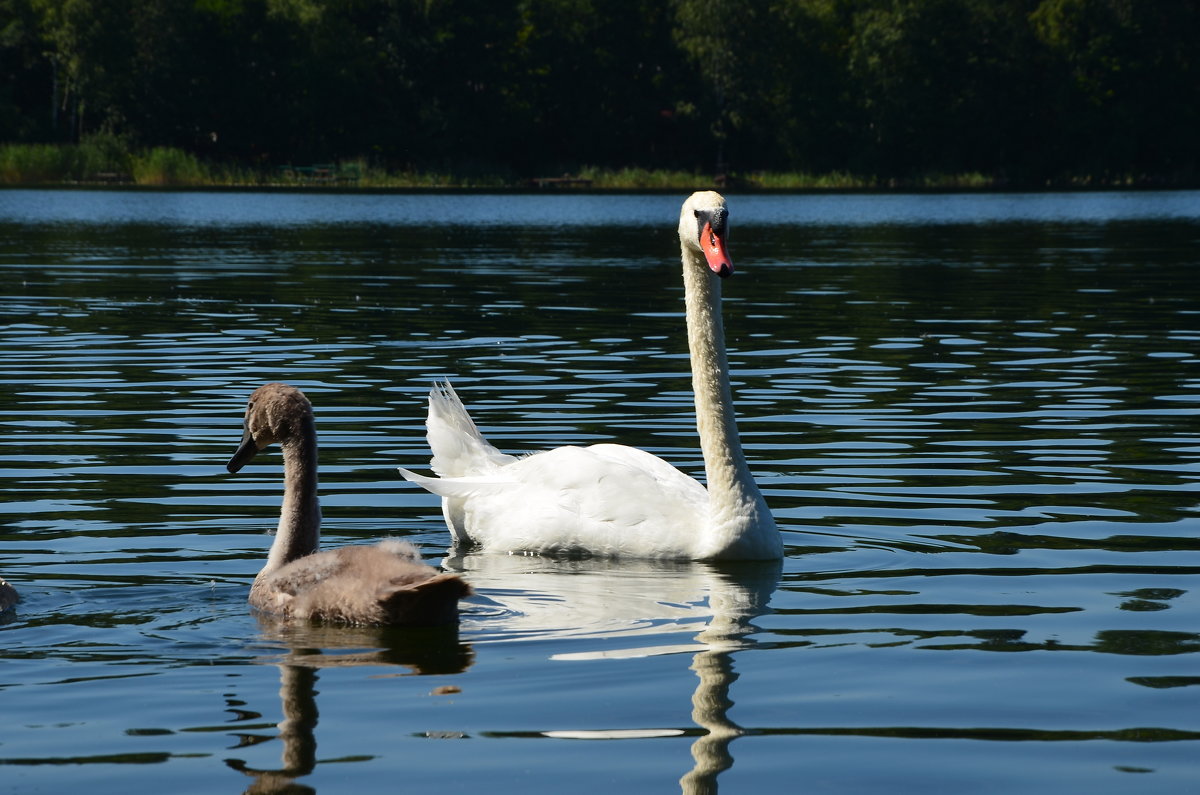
[227,383,314,473]
[679,191,732,278]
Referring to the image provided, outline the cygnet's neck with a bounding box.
[682,250,775,549]
[264,425,321,576]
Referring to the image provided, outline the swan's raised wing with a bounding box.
[425,381,516,477]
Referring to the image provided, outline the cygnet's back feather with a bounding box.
[253,540,468,627]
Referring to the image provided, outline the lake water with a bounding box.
[1,188,1198,794]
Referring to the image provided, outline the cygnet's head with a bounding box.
[227,383,314,473]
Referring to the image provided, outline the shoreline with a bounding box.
[3,179,1196,195]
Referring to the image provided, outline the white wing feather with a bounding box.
[425,381,515,477]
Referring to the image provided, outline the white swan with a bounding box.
[228,383,471,625]
[398,191,782,560]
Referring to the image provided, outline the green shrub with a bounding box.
[578,167,714,189]
[0,143,72,182]
[76,133,133,179]
[131,147,207,185]
[748,171,862,189]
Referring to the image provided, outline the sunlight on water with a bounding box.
[0,190,1198,794]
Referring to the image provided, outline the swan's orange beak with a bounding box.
[700,222,732,278]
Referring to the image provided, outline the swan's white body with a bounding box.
[399,192,782,561]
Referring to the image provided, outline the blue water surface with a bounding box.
[0,189,1198,794]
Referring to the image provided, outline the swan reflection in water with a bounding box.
[445,553,781,795]
[226,619,474,795]
[226,555,778,794]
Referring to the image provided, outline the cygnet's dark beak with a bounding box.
[227,428,260,473]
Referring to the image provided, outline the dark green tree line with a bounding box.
[1,0,1196,183]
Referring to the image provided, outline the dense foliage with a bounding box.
[1,0,1196,184]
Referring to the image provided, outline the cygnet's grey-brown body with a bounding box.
[228,383,469,626]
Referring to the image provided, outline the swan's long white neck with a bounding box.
[682,246,777,557]
[263,423,321,577]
